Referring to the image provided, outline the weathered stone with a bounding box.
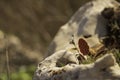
[46,0,120,56]
[33,50,120,80]
[33,0,120,80]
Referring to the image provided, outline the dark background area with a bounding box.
[0,0,90,53]
[0,0,101,80]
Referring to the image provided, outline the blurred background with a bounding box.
[0,0,104,80]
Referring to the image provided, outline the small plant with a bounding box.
[101,7,120,49]
[110,49,120,65]
[100,6,120,65]
[68,6,120,65]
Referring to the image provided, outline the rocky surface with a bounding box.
[33,50,120,80]
[46,0,120,56]
[33,0,120,80]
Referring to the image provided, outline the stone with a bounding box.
[46,0,120,56]
[33,0,120,80]
[33,50,120,80]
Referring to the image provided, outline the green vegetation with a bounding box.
[82,55,95,64]
[82,6,120,65]
[111,49,120,66]
[0,65,36,80]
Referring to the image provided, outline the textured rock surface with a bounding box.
[46,0,120,56]
[33,0,120,80]
[33,50,120,80]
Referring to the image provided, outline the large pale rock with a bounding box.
[46,0,120,56]
[33,50,120,80]
[33,0,120,80]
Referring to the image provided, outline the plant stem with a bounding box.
[5,36,10,80]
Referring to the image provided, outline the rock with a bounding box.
[33,50,120,80]
[33,0,120,80]
[46,0,120,56]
